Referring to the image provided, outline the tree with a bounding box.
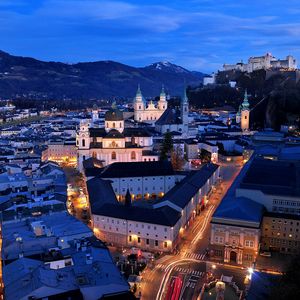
[171,145,185,171]
[160,132,173,161]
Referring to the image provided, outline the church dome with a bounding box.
[105,108,123,121]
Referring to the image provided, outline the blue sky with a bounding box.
[0,0,300,72]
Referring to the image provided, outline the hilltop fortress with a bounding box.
[223,53,297,73]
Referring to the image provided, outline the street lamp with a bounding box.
[247,267,254,280]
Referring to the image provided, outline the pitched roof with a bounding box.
[99,161,174,178]
[240,158,300,197]
[155,108,181,125]
[94,203,181,226]
[212,196,265,224]
[87,177,119,215]
[104,129,124,139]
[156,163,219,209]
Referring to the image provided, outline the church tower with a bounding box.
[241,90,250,131]
[76,119,91,172]
[181,85,189,125]
[133,85,145,122]
[158,85,168,111]
[92,104,99,125]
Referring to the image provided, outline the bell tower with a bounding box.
[241,90,250,131]
[158,85,168,111]
[181,85,189,125]
[134,85,145,122]
[76,120,91,172]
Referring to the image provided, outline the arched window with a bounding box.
[113,122,116,128]
[82,139,85,147]
[112,151,116,160]
[139,106,141,109]
[106,122,109,128]
[120,122,122,128]
[131,151,136,160]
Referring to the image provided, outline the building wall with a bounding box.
[93,215,180,252]
[108,175,177,201]
[236,188,300,215]
[241,109,250,131]
[261,215,300,254]
[42,144,77,165]
[210,223,260,266]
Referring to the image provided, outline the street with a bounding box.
[141,162,243,300]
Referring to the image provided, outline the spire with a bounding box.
[160,84,166,97]
[241,89,250,110]
[136,84,142,96]
[124,189,131,207]
[182,83,188,104]
[135,84,144,104]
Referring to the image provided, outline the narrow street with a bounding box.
[141,162,243,300]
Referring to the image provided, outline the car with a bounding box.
[260,251,271,257]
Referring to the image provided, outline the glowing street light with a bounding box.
[247,267,254,280]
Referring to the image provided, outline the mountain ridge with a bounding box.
[0,50,205,100]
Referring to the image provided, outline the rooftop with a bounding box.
[239,158,300,197]
[156,163,219,209]
[99,160,174,178]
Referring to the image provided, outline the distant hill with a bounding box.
[0,51,205,100]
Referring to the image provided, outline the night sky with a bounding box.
[1,0,300,72]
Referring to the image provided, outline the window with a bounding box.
[245,240,254,248]
[112,151,116,160]
[146,239,149,245]
[164,242,168,248]
[131,151,136,160]
[120,122,122,128]
[138,237,141,243]
[82,139,85,147]
[113,122,116,128]
[155,240,158,247]
[129,235,132,242]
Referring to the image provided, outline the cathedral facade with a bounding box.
[133,86,168,124]
[76,105,158,172]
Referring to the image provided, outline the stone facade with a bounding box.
[133,86,167,124]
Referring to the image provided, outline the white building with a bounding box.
[86,161,183,202]
[42,138,77,166]
[76,104,158,171]
[89,163,220,252]
[133,85,168,124]
[155,87,189,135]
